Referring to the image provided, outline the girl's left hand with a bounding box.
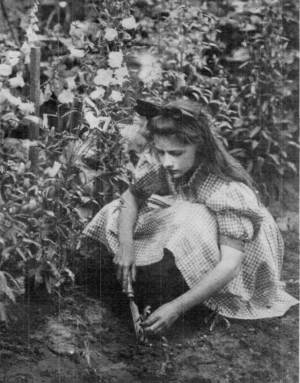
[141,302,181,335]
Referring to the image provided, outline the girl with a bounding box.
[83,99,298,335]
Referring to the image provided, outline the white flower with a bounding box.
[18,102,35,115]
[69,47,85,58]
[108,51,123,68]
[9,73,25,88]
[121,16,137,30]
[65,76,76,90]
[0,64,12,77]
[136,53,162,85]
[93,68,113,87]
[26,25,39,43]
[2,112,19,123]
[70,21,89,42]
[0,89,6,104]
[58,89,75,104]
[23,115,40,125]
[5,50,21,66]
[0,88,21,106]
[90,87,105,100]
[84,111,101,129]
[114,66,129,84]
[104,28,118,42]
[119,123,147,153]
[110,90,123,103]
[59,1,68,8]
[40,83,52,105]
[44,161,62,177]
[20,42,31,64]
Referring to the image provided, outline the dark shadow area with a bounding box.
[74,238,212,334]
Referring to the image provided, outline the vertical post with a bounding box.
[57,105,63,133]
[28,46,41,170]
[67,98,82,131]
[94,134,102,208]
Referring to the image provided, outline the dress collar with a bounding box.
[170,163,207,189]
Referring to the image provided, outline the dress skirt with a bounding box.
[83,195,298,319]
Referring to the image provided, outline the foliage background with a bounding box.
[0,0,298,318]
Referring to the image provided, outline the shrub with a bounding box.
[0,0,298,319]
[134,0,299,197]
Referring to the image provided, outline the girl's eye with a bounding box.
[155,149,183,157]
[171,152,183,157]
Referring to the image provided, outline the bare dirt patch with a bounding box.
[0,232,298,383]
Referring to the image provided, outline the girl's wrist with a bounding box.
[172,297,188,316]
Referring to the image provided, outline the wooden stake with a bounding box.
[67,98,82,131]
[29,46,41,134]
[57,105,63,133]
[28,46,41,170]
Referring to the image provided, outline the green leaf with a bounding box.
[0,271,15,302]
[249,126,261,138]
[268,154,280,166]
[251,140,259,150]
[16,247,26,261]
[288,141,300,149]
[22,238,41,248]
[286,162,297,174]
[217,121,232,130]
[227,48,250,62]
[44,211,56,218]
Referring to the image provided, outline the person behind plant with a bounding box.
[83,98,298,335]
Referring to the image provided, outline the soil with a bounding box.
[0,217,299,383]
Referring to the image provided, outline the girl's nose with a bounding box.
[162,154,174,169]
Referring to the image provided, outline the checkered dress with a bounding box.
[83,154,298,319]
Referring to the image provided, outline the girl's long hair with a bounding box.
[146,99,256,192]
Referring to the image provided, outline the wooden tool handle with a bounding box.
[126,277,134,298]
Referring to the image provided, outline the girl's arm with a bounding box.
[142,245,245,334]
[114,188,139,293]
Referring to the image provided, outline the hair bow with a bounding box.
[135,99,194,120]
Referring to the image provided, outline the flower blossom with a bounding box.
[114,66,129,84]
[58,89,74,104]
[0,88,21,106]
[90,87,105,100]
[108,51,123,68]
[5,50,21,66]
[110,90,123,103]
[121,16,137,30]
[94,68,113,87]
[18,102,35,115]
[137,53,162,85]
[0,64,12,77]
[104,28,118,42]
[9,73,25,88]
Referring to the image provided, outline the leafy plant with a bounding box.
[134,0,299,197]
[0,0,298,321]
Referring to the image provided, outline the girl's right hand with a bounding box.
[113,242,136,294]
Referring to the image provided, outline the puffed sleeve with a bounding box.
[206,182,264,247]
[129,152,167,200]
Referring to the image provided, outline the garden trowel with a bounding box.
[126,278,143,340]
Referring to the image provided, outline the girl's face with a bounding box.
[153,134,198,179]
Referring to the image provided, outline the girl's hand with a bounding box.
[113,242,136,293]
[141,302,181,335]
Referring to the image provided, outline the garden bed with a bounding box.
[0,228,298,383]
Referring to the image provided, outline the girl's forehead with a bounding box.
[153,134,187,149]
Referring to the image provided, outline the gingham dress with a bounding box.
[83,154,298,319]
